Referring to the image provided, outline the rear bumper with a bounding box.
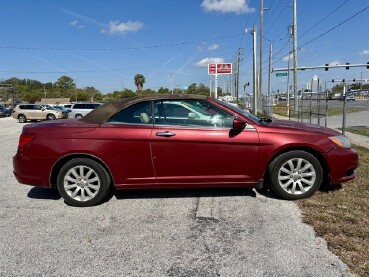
[326,146,359,184]
[13,154,54,188]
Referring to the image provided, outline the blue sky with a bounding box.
[0,0,368,95]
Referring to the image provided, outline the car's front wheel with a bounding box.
[268,150,323,200]
[18,114,27,123]
[57,158,111,207]
[46,114,56,120]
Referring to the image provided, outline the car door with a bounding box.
[151,99,260,187]
[100,101,156,188]
[30,105,44,120]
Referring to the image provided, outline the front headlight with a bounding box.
[329,135,351,148]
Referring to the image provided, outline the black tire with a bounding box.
[75,114,83,119]
[57,158,111,207]
[46,114,56,120]
[18,114,27,123]
[268,150,323,200]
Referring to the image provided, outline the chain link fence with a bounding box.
[261,91,369,147]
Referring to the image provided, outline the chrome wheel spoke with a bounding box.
[70,187,81,199]
[295,158,303,171]
[85,187,95,198]
[278,175,291,181]
[297,181,306,193]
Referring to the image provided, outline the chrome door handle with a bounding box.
[156,131,176,137]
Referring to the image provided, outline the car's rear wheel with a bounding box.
[268,151,323,200]
[57,158,110,207]
[46,114,56,120]
[18,114,27,123]
[75,114,82,119]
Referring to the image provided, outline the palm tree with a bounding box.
[134,74,145,91]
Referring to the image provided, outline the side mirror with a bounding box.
[232,117,246,130]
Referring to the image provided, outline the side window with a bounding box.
[153,100,233,128]
[107,101,152,125]
[34,105,42,110]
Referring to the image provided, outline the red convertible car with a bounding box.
[13,95,359,207]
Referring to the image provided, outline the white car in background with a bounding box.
[68,103,102,118]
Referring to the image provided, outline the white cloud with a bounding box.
[195,57,225,67]
[329,61,340,66]
[70,20,78,26]
[201,0,255,14]
[101,20,144,35]
[359,50,369,56]
[282,53,293,62]
[70,20,84,29]
[208,44,219,51]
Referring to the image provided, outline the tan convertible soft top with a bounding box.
[81,94,207,124]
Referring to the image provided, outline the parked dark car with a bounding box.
[5,107,13,117]
[13,95,359,207]
[0,105,7,117]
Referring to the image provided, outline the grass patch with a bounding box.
[297,145,369,277]
[273,104,366,118]
[345,127,369,137]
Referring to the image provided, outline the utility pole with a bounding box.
[268,43,272,117]
[287,25,292,116]
[236,48,243,104]
[168,74,174,94]
[233,56,237,98]
[293,0,298,114]
[259,0,264,102]
[252,25,258,115]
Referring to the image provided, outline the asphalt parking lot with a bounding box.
[0,117,354,276]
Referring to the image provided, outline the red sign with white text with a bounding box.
[208,64,216,74]
[208,63,232,75]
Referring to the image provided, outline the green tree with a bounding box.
[54,76,75,91]
[158,87,170,94]
[23,91,43,103]
[134,74,145,91]
[332,84,344,93]
[187,83,197,94]
[139,89,156,95]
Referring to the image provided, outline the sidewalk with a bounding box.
[272,113,369,149]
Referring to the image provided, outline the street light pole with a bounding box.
[252,25,258,115]
[293,0,298,114]
[168,74,174,94]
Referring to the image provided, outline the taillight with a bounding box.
[18,134,36,147]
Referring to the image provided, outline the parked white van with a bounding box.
[68,103,101,118]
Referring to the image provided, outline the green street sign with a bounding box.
[276,72,288,77]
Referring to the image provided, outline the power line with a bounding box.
[270,6,369,67]
[299,0,350,40]
[0,34,243,51]
[300,6,369,48]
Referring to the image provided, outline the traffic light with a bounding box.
[367,62,369,69]
[325,64,329,71]
[342,79,345,83]
[332,79,335,83]
[353,79,356,82]
[345,63,350,70]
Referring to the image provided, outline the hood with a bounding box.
[267,120,341,136]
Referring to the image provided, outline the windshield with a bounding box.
[214,99,262,123]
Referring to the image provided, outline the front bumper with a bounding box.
[326,146,359,184]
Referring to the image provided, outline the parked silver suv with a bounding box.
[12,104,67,123]
[68,103,101,118]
